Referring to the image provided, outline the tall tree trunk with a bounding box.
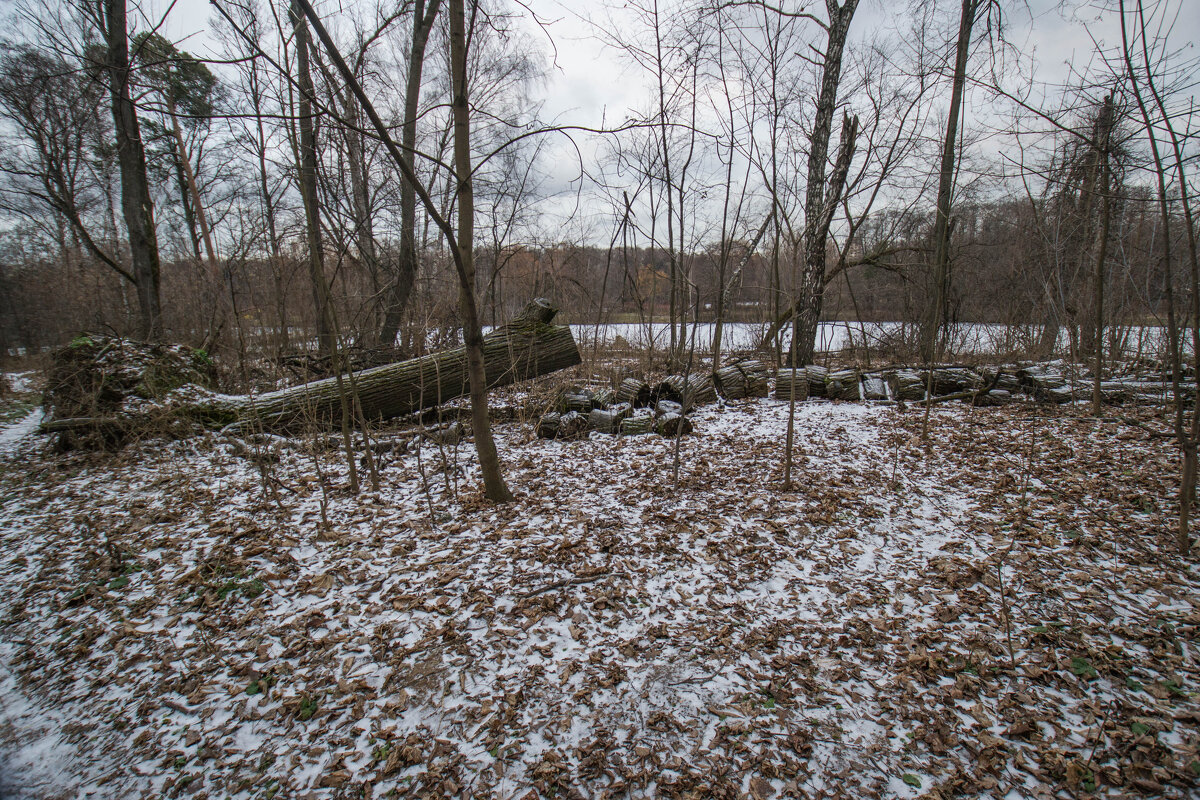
[379,0,441,346]
[101,0,162,339]
[789,0,860,366]
[1091,94,1114,415]
[918,0,978,364]
[291,1,336,355]
[344,102,381,337]
[1120,0,1197,556]
[253,83,288,354]
[167,96,217,266]
[449,0,512,501]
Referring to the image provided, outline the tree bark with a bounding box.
[379,0,441,346]
[449,0,512,500]
[1091,94,1114,416]
[918,0,978,363]
[101,0,162,339]
[788,0,860,366]
[290,1,337,355]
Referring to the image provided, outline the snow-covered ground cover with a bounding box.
[0,392,1197,798]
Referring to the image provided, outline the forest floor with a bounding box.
[0,372,1198,800]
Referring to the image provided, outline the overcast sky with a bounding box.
[159,0,1197,129]
[149,0,1196,236]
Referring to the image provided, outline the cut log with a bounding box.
[715,359,769,400]
[619,413,655,436]
[536,412,562,439]
[805,366,830,398]
[773,369,809,401]
[589,403,632,434]
[886,369,925,402]
[615,378,652,408]
[734,359,769,397]
[973,389,1011,407]
[655,399,684,417]
[714,364,748,399]
[656,373,717,410]
[538,410,590,440]
[655,413,693,437]
[825,369,861,401]
[560,388,597,414]
[861,375,889,401]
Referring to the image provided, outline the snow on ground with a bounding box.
[0,392,1197,799]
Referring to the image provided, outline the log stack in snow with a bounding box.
[615,378,653,408]
[773,369,809,401]
[655,373,717,411]
[536,381,697,440]
[714,359,770,400]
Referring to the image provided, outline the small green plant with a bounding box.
[191,349,213,367]
[1126,677,1144,691]
[107,576,130,590]
[297,696,318,721]
[69,334,95,349]
[1130,721,1151,736]
[901,773,922,789]
[1069,657,1098,679]
[242,578,266,598]
[246,673,275,696]
[1081,768,1096,793]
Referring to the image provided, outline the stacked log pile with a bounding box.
[537,385,689,440]
[773,369,809,401]
[535,356,1194,443]
[714,360,770,399]
[656,373,718,410]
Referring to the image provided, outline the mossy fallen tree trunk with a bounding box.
[43,299,581,438]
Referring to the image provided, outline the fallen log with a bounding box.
[655,373,717,410]
[861,375,889,401]
[805,365,830,398]
[44,298,582,437]
[537,410,590,440]
[655,413,693,437]
[715,359,770,400]
[589,404,633,434]
[615,378,653,408]
[773,369,809,401]
[560,388,597,414]
[619,413,655,436]
[825,369,861,400]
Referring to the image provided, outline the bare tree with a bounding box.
[289,0,337,354]
[1120,0,1199,556]
[378,0,441,346]
[289,0,513,501]
[90,0,165,338]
